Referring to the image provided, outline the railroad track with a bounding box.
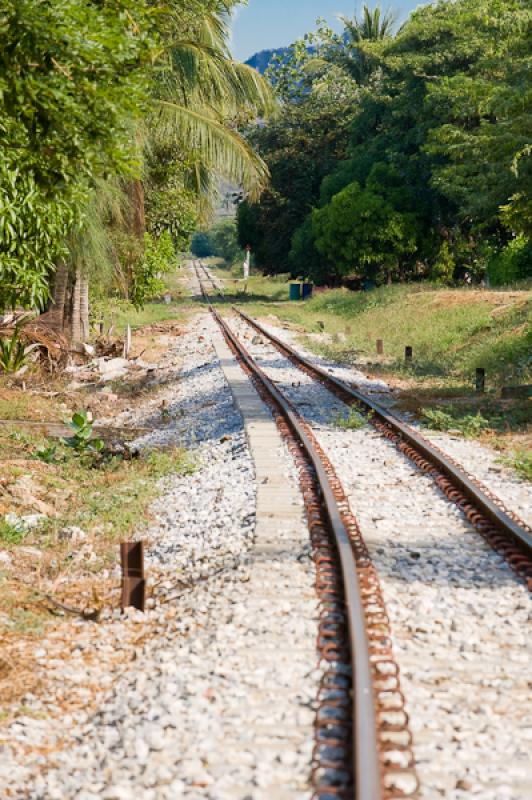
[194,261,419,800]
[194,259,225,297]
[194,261,532,585]
[194,261,532,799]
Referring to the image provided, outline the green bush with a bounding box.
[431,241,456,284]
[191,220,242,264]
[488,236,532,286]
[131,231,176,309]
[190,231,213,258]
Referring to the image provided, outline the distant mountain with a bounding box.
[245,48,289,74]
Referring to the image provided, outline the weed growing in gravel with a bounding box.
[333,408,367,430]
[501,450,532,482]
[0,520,25,545]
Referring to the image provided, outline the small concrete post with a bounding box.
[376,339,384,355]
[405,346,413,363]
[244,245,251,279]
[476,368,485,394]
[123,324,132,359]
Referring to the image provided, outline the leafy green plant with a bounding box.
[0,329,39,373]
[333,407,367,430]
[131,231,175,309]
[422,407,491,438]
[501,450,532,482]
[487,236,532,286]
[35,443,60,464]
[62,411,104,455]
[0,519,25,545]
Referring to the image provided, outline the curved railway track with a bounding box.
[193,261,419,800]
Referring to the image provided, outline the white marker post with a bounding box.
[244,245,251,280]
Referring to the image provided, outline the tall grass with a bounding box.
[223,282,531,389]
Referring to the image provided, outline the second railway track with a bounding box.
[194,260,532,584]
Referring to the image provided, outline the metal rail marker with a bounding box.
[120,541,146,612]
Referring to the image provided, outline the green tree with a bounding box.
[423,0,532,237]
[311,182,419,283]
[237,95,355,274]
[290,0,532,285]
[1,0,275,321]
[0,0,154,310]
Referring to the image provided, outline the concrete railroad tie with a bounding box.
[211,329,316,799]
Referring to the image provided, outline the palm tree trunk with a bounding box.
[71,268,82,343]
[79,275,89,342]
[128,179,145,238]
[48,261,69,332]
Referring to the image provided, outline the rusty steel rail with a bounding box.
[195,260,225,297]
[213,306,382,800]
[234,308,532,581]
[194,260,419,800]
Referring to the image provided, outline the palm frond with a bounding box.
[154,100,269,199]
[156,40,275,117]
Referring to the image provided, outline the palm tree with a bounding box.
[305,4,396,89]
[52,0,275,338]
[117,0,275,298]
[340,5,396,43]
[149,1,275,209]
[337,5,396,84]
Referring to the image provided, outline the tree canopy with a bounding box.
[0,0,275,315]
[238,1,532,287]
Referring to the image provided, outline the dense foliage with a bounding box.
[0,0,153,308]
[191,219,242,264]
[0,0,274,322]
[238,1,532,287]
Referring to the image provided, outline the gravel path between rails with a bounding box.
[230,313,532,800]
[0,313,318,800]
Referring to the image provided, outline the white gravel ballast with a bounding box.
[0,314,318,800]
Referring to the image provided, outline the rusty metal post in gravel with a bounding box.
[121,541,146,612]
[405,346,413,363]
[476,368,486,394]
[376,339,384,355]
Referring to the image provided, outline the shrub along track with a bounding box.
[193,262,419,800]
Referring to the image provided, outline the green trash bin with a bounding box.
[289,282,302,301]
[302,282,313,299]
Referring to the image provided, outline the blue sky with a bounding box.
[231,1,428,61]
